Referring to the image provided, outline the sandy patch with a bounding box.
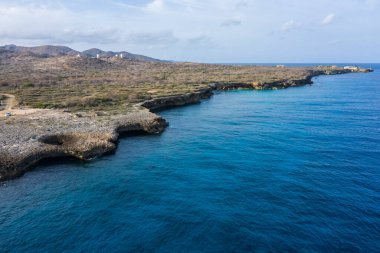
[0,108,52,118]
[0,93,52,118]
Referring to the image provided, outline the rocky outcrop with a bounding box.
[0,132,116,181]
[140,88,213,111]
[0,110,167,181]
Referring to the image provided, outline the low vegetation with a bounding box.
[0,55,331,113]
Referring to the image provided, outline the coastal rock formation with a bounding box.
[0,110,167,181]
[140,88,213,111]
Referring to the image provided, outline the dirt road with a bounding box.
[0,94,48,118]
[0,94,17,110]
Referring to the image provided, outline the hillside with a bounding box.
[0,44,162,62]
[82,48,162,62]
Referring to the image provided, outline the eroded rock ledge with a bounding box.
[0,67,373,182]
[0,110,167,181]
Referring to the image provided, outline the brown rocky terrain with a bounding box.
[0,45,373,181]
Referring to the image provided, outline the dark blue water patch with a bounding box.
[0,65,380,252]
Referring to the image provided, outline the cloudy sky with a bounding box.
[0,0,379,62]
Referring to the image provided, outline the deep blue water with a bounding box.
[1,65,380,252]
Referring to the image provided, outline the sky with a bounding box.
[0,0,379,63]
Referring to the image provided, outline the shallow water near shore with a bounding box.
[1,64,380,252]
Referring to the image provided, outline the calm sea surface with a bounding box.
[1,64,379,252]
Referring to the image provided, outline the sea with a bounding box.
[0,64,379,252]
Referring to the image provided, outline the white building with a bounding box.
[344,66,359,71]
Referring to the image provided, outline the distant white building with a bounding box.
[96,54,100,59]
[344,66,359,71]
[120,53,123,59]
[276,65,285,68]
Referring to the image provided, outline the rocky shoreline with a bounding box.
[0,67,373,182]
[0,110,167,181]
[140,68,371,110]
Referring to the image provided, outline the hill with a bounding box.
[82,48,161,62]
[0,44,163,62]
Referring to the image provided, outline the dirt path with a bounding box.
[1,94,17,110]
[0,94,49,118]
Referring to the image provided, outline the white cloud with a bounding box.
[0,0,378,62]
[0,3,121,45]
[321,13,335,26]
[281,20,299,32]
[108,0,142,10]
[124,31,179,47]
[146,0,165,12]
[221,18,242,27]
[235,1,248,9]
[186,35,212,48]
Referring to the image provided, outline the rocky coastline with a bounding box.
[0,110,167,182]
[0,67,373,182]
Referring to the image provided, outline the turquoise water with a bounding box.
[1,65,380,252]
